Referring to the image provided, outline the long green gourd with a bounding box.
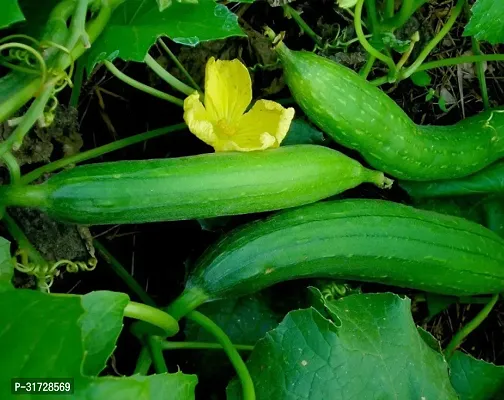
[167,199,504,319]
[274,41,504,181]
[401,159,504,198]
[0,145,392,225]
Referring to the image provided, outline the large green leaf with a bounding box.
[464,0,504,44]
[80,291,130,376]
[449,351,504,400]
[0,0,25,29]
[228,292,458,399]
[86,0,245,72]
[0,237,14,291]
[76,373,197,399]
[0,288,197,399]
[0,289,85,399]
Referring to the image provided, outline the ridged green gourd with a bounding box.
[167,199,504,319]
[0,145,392,225]
[274,41,504,181]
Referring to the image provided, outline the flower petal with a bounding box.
[235,99,295,149]
[183,91,218,147]
[204,57,252,123]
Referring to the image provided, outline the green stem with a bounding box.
[133,347,152,375]
[283,5,322,46]
[187,311,255,400]
[401,0,465,79]
[414,293,494,305]
[166,287,210,321]
[355,0,396,73]
[157,38,201,92]
[364,0,379,33]
[360,55,376,79]
[2,212,46,266]
[160,340,254,352]
[124,301,179,337]
[385,0,395,18]
[56,0,89,71]
[20,123,186,184]
[417,54,504,71]
[146,336,168,374]
[104,60,184,106]
[93,240,156,307]
[145,54,194,96]
[2,152,20,184]
[382,0,428,30]
[471,38,490,110]
[370,54,504,86]
[69,58,85,108]
[0,85,53,158]
[444,294,500,358]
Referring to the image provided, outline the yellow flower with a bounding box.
[183,57,295,152]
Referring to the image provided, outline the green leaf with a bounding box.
[410,71,432,87]
[77,373,197,399]
[281,119,325,146]
[185,294,281,345]
[86,0,245,72]
[0,289,85,398]
[425,293,455,320]
[0,288,197,399]
[371,32,410,53]
[80,291,130,376]
[438,96,449,113]
[449,351,504,399]
[0,237,14,291]
[464,0,504,45]
[0,0,25,29]
[228,293,458,399]
[17,0,64,40]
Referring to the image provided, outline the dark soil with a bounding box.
[4,0,504,398]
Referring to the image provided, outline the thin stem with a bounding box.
[160,340,254,352]
[0,85,53,158]
[444,294,500,358]
[157,38,201,92]
[355,0,396,73]
[401,0,466,79]
[144,54,194,96]
[69,58,85,108]
[20,123,186,184]
[283,5,322,47]
[2,152,20,184]
[364,0,379,33]
[187,311,255,400]
[2,212,46,266]
[396,32,420,71]
[62,0,89,66]
[471,38,490,109]
[417,54,504,72]
[360,55,376,79]
[370,54,504,86]
[124,301,179,337]
[133,347,152,375]
[383,0,428,30]
[385,0,395,18]
[104,60,184,106]
[146,336,168,374]
[93,240,156,307]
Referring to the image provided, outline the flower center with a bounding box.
[216,119,237,137]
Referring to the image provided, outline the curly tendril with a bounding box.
[0,42,47,84]
[15,251,98,292]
